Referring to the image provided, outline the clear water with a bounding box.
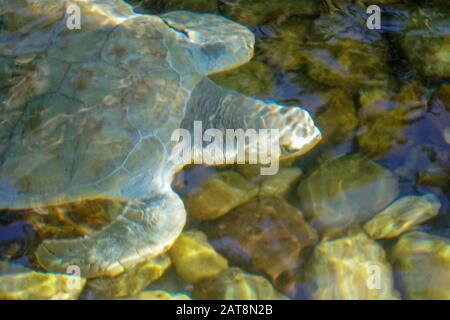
[0,0,449,300]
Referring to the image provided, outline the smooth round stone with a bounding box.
[297,154,399,229]
[193,267,287,300]
[304,232,399,300]
[0,263,86,300]
[391,231,450,300]
[206,197,318,294]
[86,254,171,299]
[169,230,228,284]
[364,194,441,240]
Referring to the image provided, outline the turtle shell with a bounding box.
[0,1,196,209]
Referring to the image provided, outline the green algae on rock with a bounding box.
[315,89,358,144]
[184,171,259,221]
[364,194,441,240]
[304,232,400,300]
[0,263,86,300]
[400,11,450,79]
[358,108,407,157]
[297,154,399,229]
[193,267,287,300]
[206,197,317,293]
[391,232,450,300]
[357,80,427,157]
[359,80,426,121]
[169,230,228,284]
[258,22,312,71]
[306,12,388,90]
[86,254,171,299]
[221,0,322,27]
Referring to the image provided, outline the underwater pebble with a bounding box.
[304,232,399,300]
[221,0,322,26]
[169,230,228,284]
[193,267,287,300]
[0,263,86,300]
[86,254,171,299]
[184,171,258,221]
[297,154,399,229]
[364,194,441,240]
[207,197,317,293]
[315,88,358,144]
[391,231,450,299]
[259,167,302,198]
[398,8,450,79]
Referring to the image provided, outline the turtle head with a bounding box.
[161,11,255,75]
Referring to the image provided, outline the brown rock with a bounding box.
[207,197,318,293]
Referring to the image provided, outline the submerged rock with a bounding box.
[357,80,427,157]
[364,194,441,240]
[193,267,287,300]
[184,171,259,221]
[86,254,171,299]
[297,155,399,229]
[391,232,450,299]
[400,11,450,79]
[304,232,399,300]
[258,22,312,71]
[221,0,322,27]
[207,197,318,293]
[315,89,358,144]
[357,108,407,157]
[359,80,426,120]
[385,5,450,79]
[0,263,86,300]
[169,230,228,284]
[306,12,388,90]
[259,167,303,198]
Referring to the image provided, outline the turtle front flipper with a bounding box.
[182,78,322,163]
[35,191,186,279]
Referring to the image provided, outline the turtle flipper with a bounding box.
[35,192,185,279]
[182,78,322,159]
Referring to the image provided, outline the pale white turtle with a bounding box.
[0,0,321,280]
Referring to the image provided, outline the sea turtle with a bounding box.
[0,0,321,280]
